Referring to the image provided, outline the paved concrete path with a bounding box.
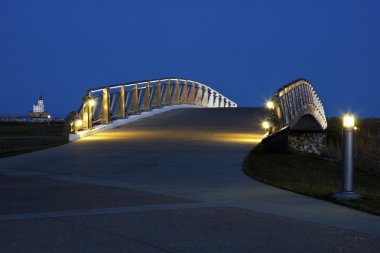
[0,108,380,253]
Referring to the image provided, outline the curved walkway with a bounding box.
[0,108,379,253]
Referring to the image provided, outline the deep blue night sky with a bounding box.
[0,0,379,118]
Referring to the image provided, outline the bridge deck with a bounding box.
[0,108,379,252]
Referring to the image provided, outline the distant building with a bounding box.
[29,96,50,118]
[33,96,44,113]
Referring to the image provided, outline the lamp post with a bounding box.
[331,114,361,200]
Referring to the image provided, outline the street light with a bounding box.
[331,114,361,200]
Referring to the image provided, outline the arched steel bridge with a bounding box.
[70,77,326,141]
[71,78,237,133]
[269,78,327,133]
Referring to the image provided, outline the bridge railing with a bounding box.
[71,78,237,133]
[272,78,327,131]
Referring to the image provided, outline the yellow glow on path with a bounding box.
[77,130,263,145]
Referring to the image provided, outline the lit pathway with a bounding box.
[0,108,380,253]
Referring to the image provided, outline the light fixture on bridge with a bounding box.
[75,119,83,127]
[266,100,274,110]
[343,114,355,128]
[262,120,271,130]
[88,98,96,107]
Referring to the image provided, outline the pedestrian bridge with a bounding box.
[69,77,327,152]
[269,78,327,132]
[70,78,237,134]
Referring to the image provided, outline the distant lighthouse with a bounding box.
[29,96,50,118]
[33,96,45,113]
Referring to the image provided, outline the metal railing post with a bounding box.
[142,82,151,111]
[214,93,219,107]
[163,79,171,105]
[171,79,180,105]
[101,87,110,124]
[181,80,188,104]
[202,86,209,107]
[153,81,162,108]
[208,90,214,107]
[188,82,195,104]
[194,84,202,105]
[119,85,126,118]
[87,95,93,129]
[130,84,139,114]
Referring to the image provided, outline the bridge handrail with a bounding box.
[71,77,237,133]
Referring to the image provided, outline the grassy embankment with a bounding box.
[244,118,380,216]
[0,122,68,158]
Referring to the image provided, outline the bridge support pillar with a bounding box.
[288,131,325,155]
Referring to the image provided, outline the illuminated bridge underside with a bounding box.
[72,78,237,134]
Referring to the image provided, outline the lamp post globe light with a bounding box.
[331,114,361,200]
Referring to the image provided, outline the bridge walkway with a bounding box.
[0,108,379,252]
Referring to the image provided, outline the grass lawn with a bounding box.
[244,143,380,216]
[0,142,66,159]
[0,122,68,159]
